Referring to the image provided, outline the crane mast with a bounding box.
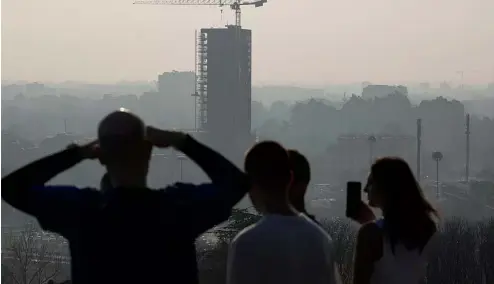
[133,0,267,27]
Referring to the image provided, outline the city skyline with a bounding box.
[2,0,494,85]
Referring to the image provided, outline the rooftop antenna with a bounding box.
[456,70,464,89]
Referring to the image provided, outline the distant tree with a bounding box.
[257,119,290,141]
[251,101,269,130]
[215,208,261,242]
[198,208,261,284]
[2,224,66,284]
[269,101,292,121]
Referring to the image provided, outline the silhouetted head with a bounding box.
[287,149,311,212]
[97,109,152,188]
[365,157,438,252]
[244,141,292,212]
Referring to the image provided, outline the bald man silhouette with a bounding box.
[2,109,251,284]
[96,109,152,189]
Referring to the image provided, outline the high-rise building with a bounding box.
[195,25,253,158]
[362,85,408,99]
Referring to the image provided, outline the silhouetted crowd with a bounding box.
[2,109,439,284]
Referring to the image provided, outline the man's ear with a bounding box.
[288,170,294,188]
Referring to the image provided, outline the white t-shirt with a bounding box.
[226,213,342,284]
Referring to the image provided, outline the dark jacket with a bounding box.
[2,135,250,284]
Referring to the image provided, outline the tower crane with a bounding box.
[133,0,267,27]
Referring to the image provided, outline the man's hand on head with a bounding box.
[67,140,100,160]
[146,126,187,149]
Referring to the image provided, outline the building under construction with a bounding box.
[195,25,253,160]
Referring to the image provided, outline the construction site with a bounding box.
[135,0,266,163]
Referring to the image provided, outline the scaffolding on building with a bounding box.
[195,30,208,130]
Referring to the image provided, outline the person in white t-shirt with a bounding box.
[226,142,341,284]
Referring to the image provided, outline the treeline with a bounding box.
[4,93,494,163]
[252,95,494,184]
[3,93,494,186]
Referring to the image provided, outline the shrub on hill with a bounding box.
[198,212,494,284]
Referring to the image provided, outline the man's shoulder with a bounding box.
[231,219,279,251]
[154,183,224,210]
[153,183,232,234]
[305,213,320,224]
[157,182,217,200]
[69,187,104,207]
[231,222,260,244]
[233,215,326,241]
[38,185,101,200]
[35,185,97,192]
[297,214,333,241]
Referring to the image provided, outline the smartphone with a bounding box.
[346,181,362,218]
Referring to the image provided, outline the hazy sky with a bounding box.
[2,0,493,85]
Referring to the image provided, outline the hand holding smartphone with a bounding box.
[346,182,362,218]
[346,181,376,224]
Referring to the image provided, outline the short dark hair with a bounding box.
[244,141,291,190]
[97,110,146,155]
[287,149,311,185]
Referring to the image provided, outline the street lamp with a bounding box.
[368,135,377,167]
[177,155,187,181]
[465,114,470,182]
[432,151,443,199]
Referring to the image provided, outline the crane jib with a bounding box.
[132,0,267,28]
[133,0,266,5]
[134,0,249,5]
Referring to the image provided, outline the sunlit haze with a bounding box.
[2,0,494,85]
